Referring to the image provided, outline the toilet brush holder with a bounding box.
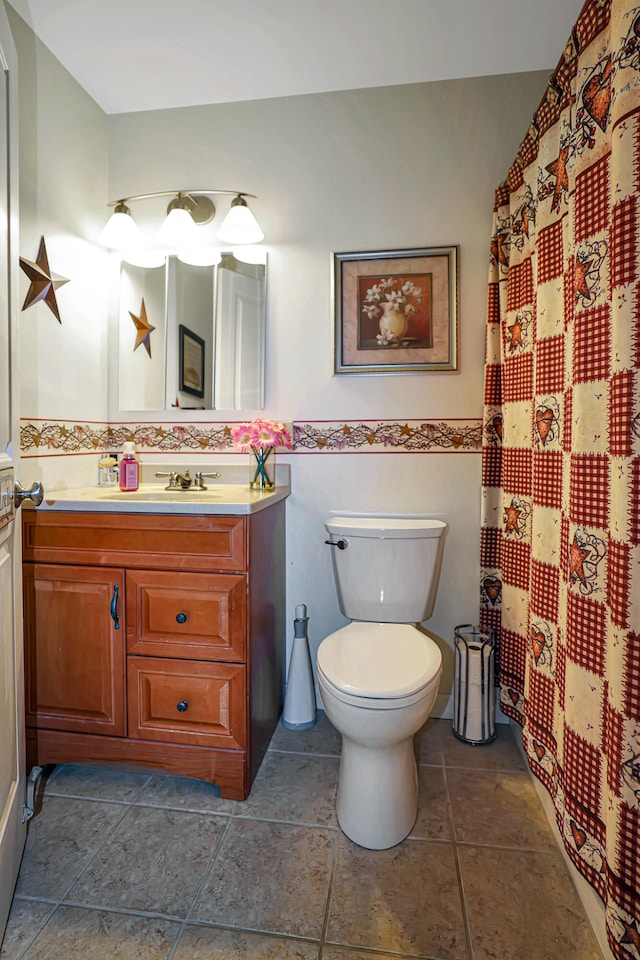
[282,603,318,730]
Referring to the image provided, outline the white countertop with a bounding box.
[33,481,290,516]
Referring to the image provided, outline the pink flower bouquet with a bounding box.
[230,418,292,489]
[230,418,293,451]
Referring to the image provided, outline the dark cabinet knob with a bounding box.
[176,613,187,624]
[177,700,188,713]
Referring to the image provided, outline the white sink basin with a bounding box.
[100,489,221,502]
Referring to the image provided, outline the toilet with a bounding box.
[317,515,447,849]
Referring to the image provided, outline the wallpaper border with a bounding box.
[20,418,483,456]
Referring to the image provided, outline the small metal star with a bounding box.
[19,236,69,323]
[129,298,156,358]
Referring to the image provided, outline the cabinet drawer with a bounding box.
[22,512,247,572]
[126,570,246,661]
[127,656,246,749]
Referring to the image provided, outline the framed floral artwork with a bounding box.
[333,246,458,374]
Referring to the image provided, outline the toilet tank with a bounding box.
[325,516,447,623]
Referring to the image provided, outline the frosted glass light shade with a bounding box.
[99,210,139,248]
[218,198,264,244]
[178,247,222,266]
[157,207,200,247]
[232,245,267,265]
[122,249,166,268]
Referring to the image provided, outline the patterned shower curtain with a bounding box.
[480,0,640,955]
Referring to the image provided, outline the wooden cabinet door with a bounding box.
[23,564,126,736]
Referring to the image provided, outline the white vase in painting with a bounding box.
[379,302,408,340]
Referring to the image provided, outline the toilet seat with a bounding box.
[317,622,442,707]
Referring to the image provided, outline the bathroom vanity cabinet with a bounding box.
[21,504,285,799]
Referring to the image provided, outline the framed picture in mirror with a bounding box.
[179,324,205,398]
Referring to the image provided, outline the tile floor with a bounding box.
[1,716,604,960]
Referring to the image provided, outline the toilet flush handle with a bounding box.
[325,538,348,550]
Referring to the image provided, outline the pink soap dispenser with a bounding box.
[119,442,139,492]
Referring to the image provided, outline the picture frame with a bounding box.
[178,324,205,398]
[333,246,458,374]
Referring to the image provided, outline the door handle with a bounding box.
[14,480,44,508]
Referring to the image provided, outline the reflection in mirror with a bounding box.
[118,253,266,411]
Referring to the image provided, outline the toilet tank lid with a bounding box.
[325,516,447,539]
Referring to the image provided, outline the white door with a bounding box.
[0,8,25,943]
[214,266,265,409]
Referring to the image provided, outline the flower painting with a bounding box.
[358,274,432,349]
[334,246,458,374]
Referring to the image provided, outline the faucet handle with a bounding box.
[155,471,179,489]
[193,471,221,491]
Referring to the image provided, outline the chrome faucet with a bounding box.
[154,469,221,491]
[154,470,192,489]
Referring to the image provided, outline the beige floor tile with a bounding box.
[135,774,237,814]
[0,899,56,960]
[190,819,335,939]
[66,806,227,917]
[270,711,341,756]
[414,716,446,764]
[238,752,338,825]
[326,835,467,959]
[15,797,124,899]
[172,926,320,959]
[447,767,557,849]
[16,905,178,960]
[322,950,418,960]
[459,845,604,960]
[442,721,527,770]
[410,764,451,840]
[45,765,149,802]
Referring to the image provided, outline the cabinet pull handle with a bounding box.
[177,700,188,713]
[176,612,187,624]
[110,584,120,630]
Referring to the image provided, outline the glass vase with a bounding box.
[250,445,275,490]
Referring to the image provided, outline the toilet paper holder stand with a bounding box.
[452,624,496,745]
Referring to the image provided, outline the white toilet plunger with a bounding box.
[282,604,317,730]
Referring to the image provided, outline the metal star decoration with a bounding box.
[19,236,69,323]
[129,298,156,357]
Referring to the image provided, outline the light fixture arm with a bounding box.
[106,190,256,207]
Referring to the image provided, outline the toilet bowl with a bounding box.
[317,621,442,849]
[318,516,447,849]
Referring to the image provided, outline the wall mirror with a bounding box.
[118,252,266,411]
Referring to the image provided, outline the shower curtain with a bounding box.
[480,0,640,954]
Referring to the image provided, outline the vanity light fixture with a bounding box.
[99,190,264,250]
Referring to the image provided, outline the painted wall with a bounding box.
[9,0,548,714]
[8,5,109,489]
